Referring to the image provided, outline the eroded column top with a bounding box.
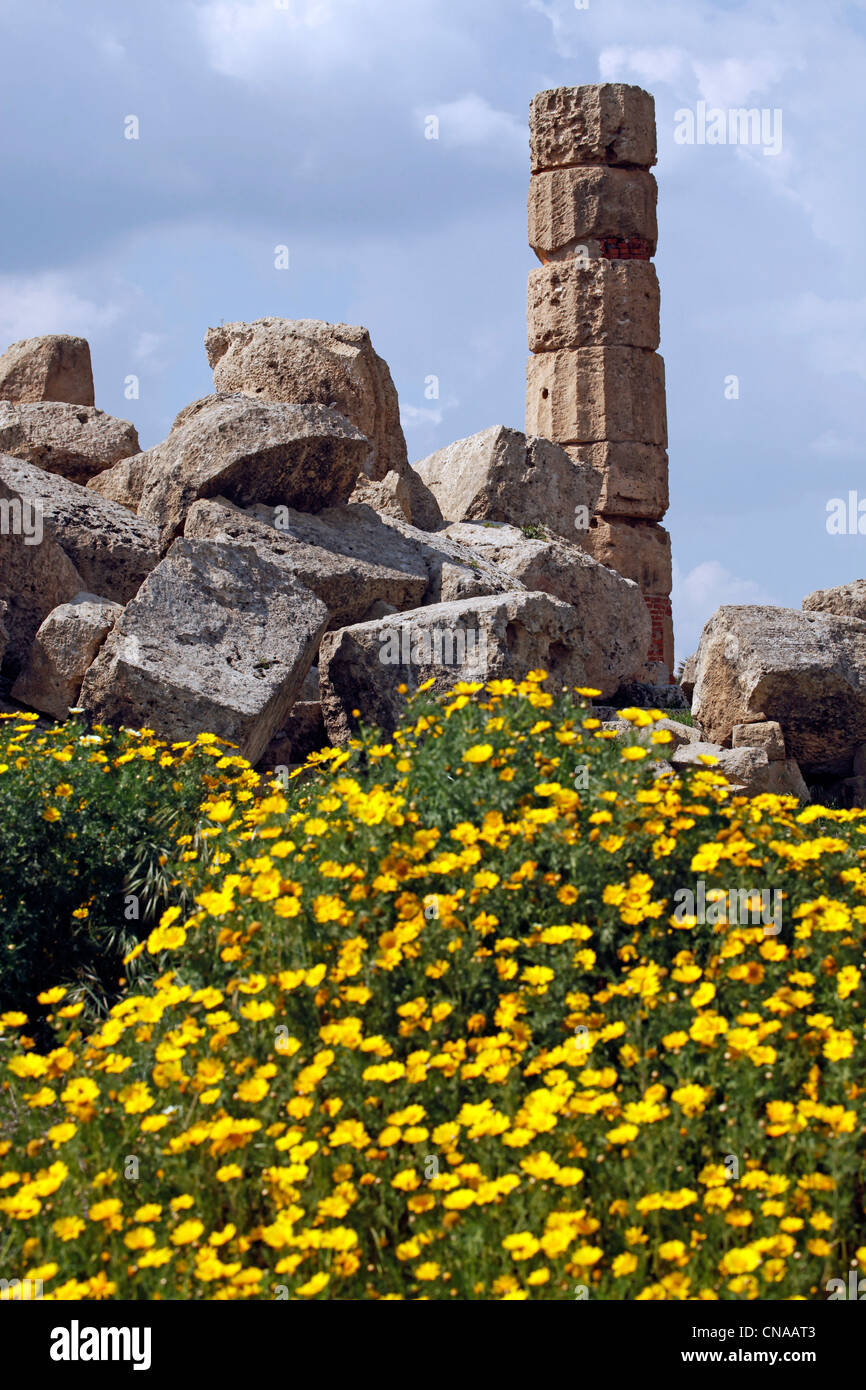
[529,84,657,173]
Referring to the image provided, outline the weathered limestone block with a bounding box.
[443,521,650,697]
[651,718,702,750]
[582,518,672,593]
[691,605,866,774]
[671,739,809,801]
[243,500,519,609]
[529,167,657,263]
[204,318,408,481]
[564,442,668,520]
[80,537,328,764]
[529,84,657,173]
[602,716,701,752]
[319,591,594,742]
[528,260,660,352]
[0,454,159,604]
[11,593,122,719]
[0,402,140,485]
[802,580,866,620]
[732,720,786,762]
[0,467,83,671]
[679,652,697,701]
[184,497,429,629]
[526,348,667,446]
[672,741,770,795]
[0,335,94,406]
[348,469,413,523]
[86,451,151,512]
[413,425,600,540]
[91,394,371,548]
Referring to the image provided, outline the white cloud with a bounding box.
[527,0,575,56]
[134,331,169,365]
[598,46,795,104]
[193,0,344,77]
[400,404,444,428]
[192,0,407,79]
[0,273,121,348]
[673,559,779,657]
[423,95,525,157]
[599,45,687,86]
[692,56,792,108]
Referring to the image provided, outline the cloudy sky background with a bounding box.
[3,0,866,656]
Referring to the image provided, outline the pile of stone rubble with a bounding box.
[0,325,653,767]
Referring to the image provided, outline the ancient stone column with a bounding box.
[525,84,673,681]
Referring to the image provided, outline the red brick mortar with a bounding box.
[644,594,672,665]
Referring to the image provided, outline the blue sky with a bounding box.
[3,0,866,657]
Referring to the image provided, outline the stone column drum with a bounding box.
[526,84,674,680]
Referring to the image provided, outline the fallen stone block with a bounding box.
[319,590,593,742]
[652,718,702,750]
[764,759,810,801]
[11,593,122,719]
[0,466,84,672]
[601,716,701,752]
[672,741,770,795]
[840,775,866,809]
[245,500,519,610]
[691,605,866,774]
[0,335,94,406]
[402,466,445,532]
[204,318,408,481]
[90,394,371,548]
[80,537,328,763]
[86,450,151,512]
[348,469,413,523]
[802,579,866,620]
[679,652,697,701]
[0,454,159,605]
[184,497,429,629]
[0,402,139,486]
[443,521,650,697]
[607,679,688,711]
[413,425,601,541]
[732,720,786,762]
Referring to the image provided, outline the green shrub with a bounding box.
[0,714,257,1038]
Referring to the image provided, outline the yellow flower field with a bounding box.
[1,675,865,1300]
